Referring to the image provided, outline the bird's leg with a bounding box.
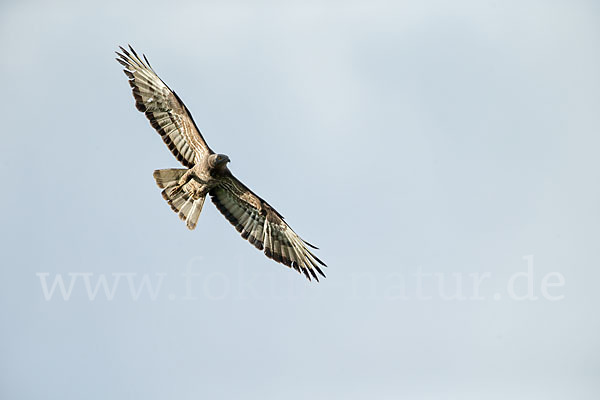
[177,169,195,187]
[176,169,209,200]
[178,167,209,186]
[183,179,208,200]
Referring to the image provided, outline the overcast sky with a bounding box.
[1,1,599,399]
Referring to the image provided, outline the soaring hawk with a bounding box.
[116,45,326,281]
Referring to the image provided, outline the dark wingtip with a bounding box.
[312,254,327,267]
[302,239,319,249]
[130,45,142,63]
[301,267,312,281]
[143,53,152,68]
[313,264,326,278]
[116,58,129,68]
[119,45,129,57]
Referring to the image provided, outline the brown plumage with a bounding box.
[116,45,326,281]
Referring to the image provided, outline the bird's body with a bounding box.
[116,45,326,281]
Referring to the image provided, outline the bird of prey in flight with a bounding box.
[116,45,326,281]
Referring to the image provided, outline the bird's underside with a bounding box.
[116,45,326,281]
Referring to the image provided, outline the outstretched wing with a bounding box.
[210,175,327,281]
[116,45,212,168]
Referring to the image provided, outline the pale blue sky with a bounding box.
[1,1,599,399]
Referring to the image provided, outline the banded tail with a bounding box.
[153,169,206,230]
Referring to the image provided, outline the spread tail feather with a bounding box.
[153,169,206,230]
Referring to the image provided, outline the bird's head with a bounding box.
[209,153,231,169]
